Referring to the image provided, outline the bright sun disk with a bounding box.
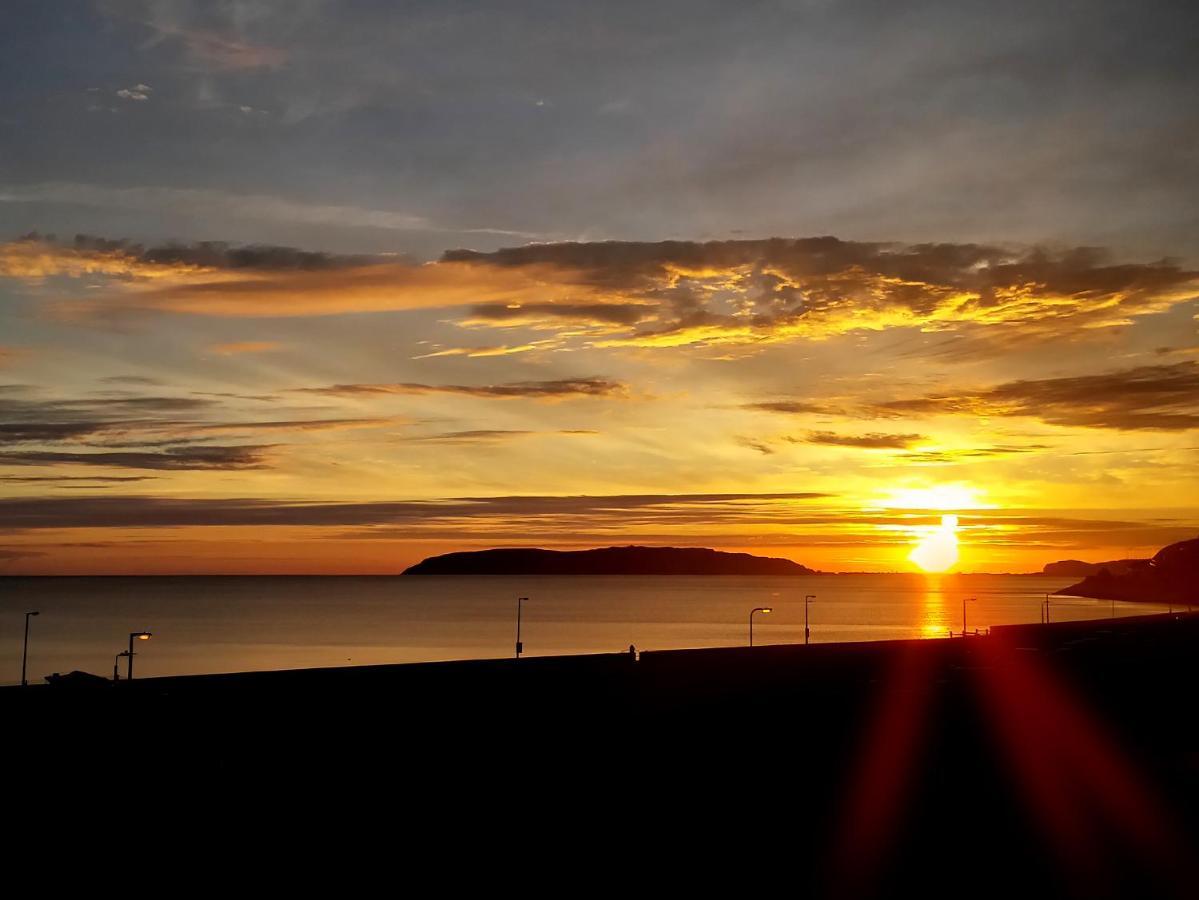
[909,513,960,572]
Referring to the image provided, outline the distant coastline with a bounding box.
[1,567,1083,578]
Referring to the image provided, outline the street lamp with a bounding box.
[21,611,39,687]
[127,631,152,680]
[962,597,976,637]
[1044,593,1052,624]
[515,597,527,658]
[804,595,815,645]
[749,607,772,647]
[113,650,130,683]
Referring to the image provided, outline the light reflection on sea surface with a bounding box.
[0,573,1174,684]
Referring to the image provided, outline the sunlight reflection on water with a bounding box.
[0,573,1174,684]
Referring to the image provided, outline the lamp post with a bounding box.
[962,597,976,637]
[21,611,39,686]
[804,595,815,645]
[515,597,527,658]
[749,607,772,647]
[1044,593,1052,624]
[127,631,152,680]
[113,650,129,683]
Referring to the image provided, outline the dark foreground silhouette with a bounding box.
[403,544,819,575]
[1060,536,1199,604]
[5,612,1197,897]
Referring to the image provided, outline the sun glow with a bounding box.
[880,484,990,510]
[909,513,960,572]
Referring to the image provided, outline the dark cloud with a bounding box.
[0,475,156,483]
[465,302,654,327]
[297,377,628,400]
[0,388,391,452]
[168,417,397,436]
[0,422,112,444]
[879,361,1199,431]
[193,392,279,403]
[29,233,378,271]
[0,387,412,479]
[743,400,839,416]
[737,437,775,455]
[0,392,215,446]
[802,431,925,449]
[101,375,165,386]
[0,492,832,530]
[0,445,273,470]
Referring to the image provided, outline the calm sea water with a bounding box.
[0,574,1173,685]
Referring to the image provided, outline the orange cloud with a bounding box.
[6,236,1196,351]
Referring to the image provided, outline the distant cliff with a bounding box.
[1042,558,1145,577]
[1058,537,1199,604]
[403,545,818,576]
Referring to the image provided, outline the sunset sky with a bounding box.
[2,0,1197,574]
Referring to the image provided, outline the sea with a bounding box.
[0,573,1175,686]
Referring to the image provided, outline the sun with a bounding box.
[882,485,989,510]
[909,513,960,572]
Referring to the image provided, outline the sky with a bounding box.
[1,0,1197,574]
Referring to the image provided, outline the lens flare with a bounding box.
[909,513,960,572]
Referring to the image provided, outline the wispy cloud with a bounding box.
[743,400,839,416]
[0,388,401,475]
[897,445,1053,464]
[208,340,282,355]
[878,361,1199,431]
[0,491,833,529]
[802,431,926,449]
[0,475,156,484]
[296,377,628,400]
[407,429,598,445]
[741,361,1199,433]
[115,83,152,101]
[163,29,287,71]
[0,445,274,471]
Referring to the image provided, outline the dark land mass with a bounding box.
[5,612,1198,897]
[1043,557,1146,577]
[402,544,818,576]
[1060,536,1199,604]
